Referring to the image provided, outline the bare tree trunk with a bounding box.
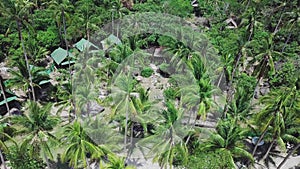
[0,150,7,169]
[0,76,10,115]
[124,100,129,159]
[16,20,36,101]
[252,119,271,156]
[261,138,276,162]
[43,150,51,169]
[277,143,300,169]
[62,9,71,83]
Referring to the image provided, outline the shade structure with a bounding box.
[50,47,74,65]
[101,34,122,50]
[74,38,99,52]
[0,96,17,106]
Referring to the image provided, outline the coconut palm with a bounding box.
[61,121,109,169]
[252,86,299,156]
[0,0,36,101]
[6,138,46,169]
[278,143,300,169]
[137,101,189,169]
[0,124,16,169]
[110,73,138,157]
[199,118,254,167]
[243,33,281,100]
[7,60,50,99]
[0,75,10,114]
[104,154,136,169]
[48,0,74,80]
[10,101,60,168]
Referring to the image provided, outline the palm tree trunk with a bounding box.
[61,9,71,83]
[277,143,300,169]
[0,76,10,115]
[252,119,271,156]
[43,150,51,169]
[261,138,276,162]
[0,150,7,169]
[16,20,36,101]
[86,156,91,169]
[124,100,129,159]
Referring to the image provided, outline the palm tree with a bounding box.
[72,0,101,41]
[109,0,129,37]
[137,101,189,169]
[243,34,280,100]
[277,143,300,169]
[252,87,299,156]
[0,0,36,101]
[110,73,138,158]
[199,118,254,167]
[61,121,109,169]
[7,60,50,99]
[0,75,10,115]
[10,101,60,168]
[0,125,16,169]
[48,0,74,80]
[6,138,45,169]
[104,154,135,169]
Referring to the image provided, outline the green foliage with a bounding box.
[163,87,178,101]
[270,61,299,88]
[163,0,193,18]
[187,150,235,169]
[36,26,60,48]
[6,142,45,169]
[141,67,154,78]
[133,0,162,12]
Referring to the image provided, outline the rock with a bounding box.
[7,108,22,115]
[157,66,171,78]
[130,92,140,98]
[260,87,270,96]
[136,76,143,82]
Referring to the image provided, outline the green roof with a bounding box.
[74,38,99,52]
[38,80,51,85]
[50,47,74,65]
[101,34,122,50]
[0,96,17,106]
[61,60,76,66]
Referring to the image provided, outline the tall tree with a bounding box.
[200,118,254,167]
[61,121,109,169]
[10,101,60,168]
[0,75,10,115]
[0,0,36,101]
[252,87,299,156]
[138,101,189,169]
[48,0,74,81]
[111,73,138,158]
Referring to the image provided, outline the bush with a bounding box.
[187,150,234,169]
[163,87,178,100]
[141,67,154,78]
[163,0,193,18]
[7,145,45,169]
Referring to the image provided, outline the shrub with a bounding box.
[141,67,154,78]
[163,87,178,100]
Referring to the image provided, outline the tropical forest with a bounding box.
[0,0,299,169]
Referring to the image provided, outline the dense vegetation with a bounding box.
[0,0,299,169]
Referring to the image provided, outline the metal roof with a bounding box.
[50,47,74,65]
[74,38,99,52]
[101,34,122,50]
